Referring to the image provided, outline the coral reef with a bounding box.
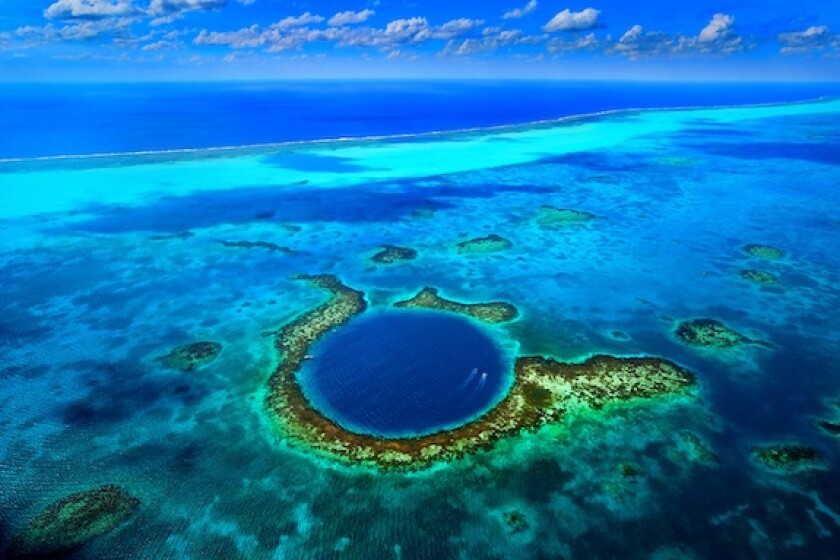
[739,269,779,286]
[752,444,822,470]
[219,240,295,253]
[149,230,194,241]
[158,341,222,371]
[535,206,598,228]
[502,510,529,534]
[370,245,418,264]
[411,208,437,220]
[674,319,752,349]
[609,330,631,341]
[267,278,696,469]
[393,287,518,324]
[742,244,785,260]
[585,175,619,184]
[619,463,640,477]
[676,431,719,464]
[817,420,840,436]
[455,234,512,254]
[9,485,138,558]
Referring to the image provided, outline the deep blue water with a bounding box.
[4,80,840,159]
[298,311,509,438]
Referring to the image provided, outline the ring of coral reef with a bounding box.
[265,274,697,470]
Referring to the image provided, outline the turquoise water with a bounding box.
[2,99,840,557]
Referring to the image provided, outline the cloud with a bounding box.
[547,32,600,53]
[333,17,483,48]
[328,9,374,27]
[144,0,228,24]
[609,13,745,58]
[142,39,173,50]
[52,51,131,61]
[147,0,225,14]
[385,49,419,61]
[502,0,537,20]
[430,18,484,39]
[44,0,136,20]
[695,12,742,53]
[14,17,134,42]
[323,16,482,48]
[544,8,600,33]
[193,15,483,53]
[194,25,272,48]
[275,12,324,29]
[444,27,545,55]
[778,25,840,55]
[610,24,677,57]
[698,13,733,42]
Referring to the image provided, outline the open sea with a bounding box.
[2,81,840,559]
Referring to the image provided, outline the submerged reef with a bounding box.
[815,398,840,437]
[739,269,779,285]
[158,341,222,371]
[743,244,785,260]
[267,278,696,469]
[370,245,418,264]
[619,463,640,478]
[455,234,512,254]
[219,240,295,254]
[608,330,631,341]
[674,319,753,349]
[817,420,840,437]
[676,431,719,464]
[411,208,437,220]
[393,287,518,324]
[535,206,598,228]
[9,485,138,558]
[149,230,194,241]
[752,444,823,471]
[502,510,529,534]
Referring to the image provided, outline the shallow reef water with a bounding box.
[1,100,840,558]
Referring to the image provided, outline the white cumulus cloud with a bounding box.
[778,25,839,55]
[147,0,225,15]
[445,27,545,55]
[44,0,136,20]
[698,13,735,43]
[275,12,324,29]
[547,32,600,53]
[544,8,600,33]
[328,9,375,27]
[609,13,745,58]
[193,15,483,53]
[502,0,537,20]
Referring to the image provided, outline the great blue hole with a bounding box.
[297,310,512,438]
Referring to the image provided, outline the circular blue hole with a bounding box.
[298,310,512,438]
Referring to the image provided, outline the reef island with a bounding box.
[265,275,697,470]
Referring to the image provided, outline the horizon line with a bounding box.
[4,77,840,85]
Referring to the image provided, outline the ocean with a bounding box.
[3,81,840,159]
[1,81,840,559]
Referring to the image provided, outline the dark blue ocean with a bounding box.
[3,81,840,158]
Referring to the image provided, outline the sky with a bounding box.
[1,0,839,81]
